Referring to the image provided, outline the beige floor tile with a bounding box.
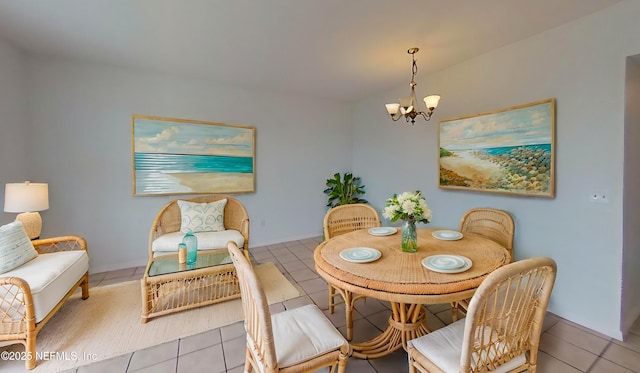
[367,348,409,372]
[129,358,176,373]
[77,353,131,373]
[178,329,221,356]
[176,344,226,373]
[288,267,318,282]
[221,336,246,370]
[128,340,178,372]
[588,357,634,373]
[282,294,314,310]
[614,330,640,354]
[547,320,610,354]
[536,351,582,373]
[539,332,598,371]
[220,321,245,342]
[297,277,330,294]
[353,298,390,317]
[602,343,640,371]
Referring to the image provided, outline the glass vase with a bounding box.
[401,219,418,252]
[182,230,198,265]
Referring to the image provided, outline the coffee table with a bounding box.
[140,248,240,323]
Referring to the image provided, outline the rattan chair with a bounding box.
[323,203,381,340]
[148,195,250,260]
[228,242,351,373]
[408,257,557,373]
[0,236,89,370]
[453,208,515,321]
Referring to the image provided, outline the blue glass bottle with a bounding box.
[182,230,198,265]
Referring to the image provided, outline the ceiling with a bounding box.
[0,0,622,101]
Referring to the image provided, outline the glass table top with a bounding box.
[148,250,233,277]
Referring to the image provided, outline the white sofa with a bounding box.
[0,224,89,370]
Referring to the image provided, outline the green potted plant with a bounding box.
[324,172,368,207]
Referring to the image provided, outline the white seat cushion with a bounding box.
[1,250,88,322]
[271,304,347,368]
[408,318,526,373]
[151,230,245,254]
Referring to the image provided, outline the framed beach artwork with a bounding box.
[132,115,255,196]
[438,98,555,198]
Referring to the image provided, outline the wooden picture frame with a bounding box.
[132,115,255,196]
[438,99,555,198]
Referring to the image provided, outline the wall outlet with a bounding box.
[590,192,609,204]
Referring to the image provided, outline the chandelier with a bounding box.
[385,48,440,124]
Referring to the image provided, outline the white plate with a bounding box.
[368,227,398,236]
[422,255,472,273]
[432,230,464,241]
[339,247,382,263]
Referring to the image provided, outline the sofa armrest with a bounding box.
[0,277,35,336]
[31,235,87,255]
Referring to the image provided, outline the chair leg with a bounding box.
[81,273,90,300]
[244,347,253,372]
[25,333,36,370]
[451,301,459,322]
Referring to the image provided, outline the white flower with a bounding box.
[383,191,431,224]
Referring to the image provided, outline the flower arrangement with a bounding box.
[383,191,432,224]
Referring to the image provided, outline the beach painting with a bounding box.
[438,99,555,197]
[132,115,255,196]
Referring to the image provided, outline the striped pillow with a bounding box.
[0,221,39,273]
[178,199,227,233]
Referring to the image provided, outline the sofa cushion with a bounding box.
[178,199,227,233]
[152,230,245,254]
[1,250,88,322]
[0,221,39,274]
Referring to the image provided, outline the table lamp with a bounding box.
[4,181,49,239]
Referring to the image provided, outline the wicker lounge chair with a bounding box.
[0,235,89,370]
[148,195,250,260]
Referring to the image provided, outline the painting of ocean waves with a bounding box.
[132,115,255,196]
[135,153,253,173]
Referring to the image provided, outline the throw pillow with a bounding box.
[178,199,227,233]
[0,221,39,274]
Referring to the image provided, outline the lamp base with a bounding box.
[15,212,42,240]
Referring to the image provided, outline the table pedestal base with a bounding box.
[352,302,430,359]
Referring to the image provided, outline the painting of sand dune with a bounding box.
[132,115,255,196]
[438,99,555,198]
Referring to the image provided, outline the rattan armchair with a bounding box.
[228,242,351,372]
[453,208,515,321]
[408,257,557,373]
[323,203,381,341]
[0,236,89,370]
[148,195,250,260]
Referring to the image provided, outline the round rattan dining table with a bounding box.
[314,227,510,359]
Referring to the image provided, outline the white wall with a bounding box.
[0,38,28,225]
[353,0,640,339]
[622,54,640,335]
[23,58,353,273]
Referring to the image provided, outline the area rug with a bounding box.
[7,263,300,373]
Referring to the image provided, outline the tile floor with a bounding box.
[29,237,640,372]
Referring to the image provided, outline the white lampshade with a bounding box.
[385,103,400,115]
[4,182,49,213]
[423,95,441,110]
